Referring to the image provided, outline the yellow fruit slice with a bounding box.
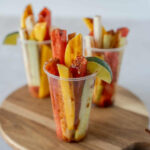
[57,64,75,130]
[21,4,33,29]
[93,77,103,104]
[39,45,52,98]
[103,33,113,49]
[3,32,19,45]
[83,18,93,32]
[68,32,76,41]
[86,57,112,83]
[65,34,82,67]
[33,22,47,41]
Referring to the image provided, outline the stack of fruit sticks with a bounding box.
[83,15,129,55]
[20,4,52,98]
[46,28,112,141]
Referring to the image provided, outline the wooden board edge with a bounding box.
[0,123,27,150]
[1,102,56,131]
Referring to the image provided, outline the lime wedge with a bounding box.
[86,57,112,83]
[3,32,19,45]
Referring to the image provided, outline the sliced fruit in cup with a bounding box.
[86,56,112,84]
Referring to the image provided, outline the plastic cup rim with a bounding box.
[19,29,51,44]
[43,63,97,82]
[19,38,51,44]
[89,46,126,52]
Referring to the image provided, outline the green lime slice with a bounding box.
[86,57,112,83]
[3,32,19,45]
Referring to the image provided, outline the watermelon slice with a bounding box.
[50,29,67,64]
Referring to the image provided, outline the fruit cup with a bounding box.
[87,47,124,107]
[44,64,96,142]
[20,31,52,98]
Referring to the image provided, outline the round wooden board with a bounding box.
[0,85,150,150]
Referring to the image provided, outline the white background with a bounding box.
[0,0,150,149]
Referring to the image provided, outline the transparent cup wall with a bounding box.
[44,67,96,142]
[88,47,124,107]
[21,40,51,98]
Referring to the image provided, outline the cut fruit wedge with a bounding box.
[57,64,75,130]
[3,32,19,45]
[86,57,112,83]
[83,18,93,32]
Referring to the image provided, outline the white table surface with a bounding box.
[0,14,150,150]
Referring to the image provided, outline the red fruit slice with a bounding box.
[89,31,94,36]
[70,56,87,78]
[49,78,63,139]
[117,27,129,37]
[50,29,67,64]
[70,56,87,128]
[99,82,115,107]
[45,59,59,76]
[29,86,39,98]
[104,52,119,82]
[38,7,51,40]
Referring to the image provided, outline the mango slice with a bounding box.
[57,64,75,130]
[93,77,103,104]
[33,22,47,41]
[39,45,52,98]
[65,34,82,67]
[103,33,113,49]
[68,32,76,41]
[83,18,93,32]
[21,4,33,29]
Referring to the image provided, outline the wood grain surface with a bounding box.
[0,85,150,150]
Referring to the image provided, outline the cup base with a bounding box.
[29,86,39,98]
[56,131,88,143]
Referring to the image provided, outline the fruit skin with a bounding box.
[51,29,67,64]
[38,7,51,40]
[3,32,19,45]
[57,64,75,130]
[65,34,83,67]
[39,45,52,98]
[86,57,112,83]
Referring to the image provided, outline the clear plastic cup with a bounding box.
[44,64,96,142]
[86,47,124,107]
[20,37,52,98]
